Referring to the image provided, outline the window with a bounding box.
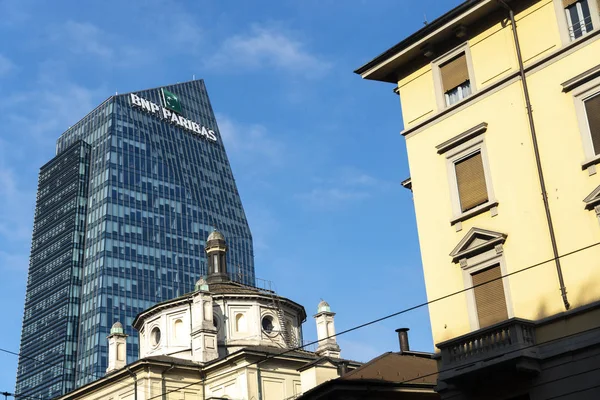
[213,254,219,273]
[150,327,161,347]
[450,227,512,331]
[455,152,488,212]
[440,53,472,106]
[564,0,594,40]
[572,80,600,172]
[583,92,600,155]
[438,124,496,228]
[555,0,600,43]
[471,265,509,328]
[261,315,274,334]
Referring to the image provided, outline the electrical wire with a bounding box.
[7,240,600,399]
[547,383,600,399]
[0,389,51,400]
[399,324,600,387]
[147,240,600,399]
[0,346,145,400]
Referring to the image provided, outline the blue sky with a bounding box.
[0,0,462,392]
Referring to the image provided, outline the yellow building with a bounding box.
[356,0,600,398]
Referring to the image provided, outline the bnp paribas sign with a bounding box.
[129,89,217,143]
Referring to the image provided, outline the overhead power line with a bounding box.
[6,240,599,400]
[148,240,600,400]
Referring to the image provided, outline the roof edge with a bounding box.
[354,0,486,77]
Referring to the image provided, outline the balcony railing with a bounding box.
[437,318,539,380]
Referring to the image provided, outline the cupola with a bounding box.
[314,300,341,358]
[206,229,229,284]
[106,321,127,374]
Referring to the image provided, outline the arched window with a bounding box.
[214,254,219,273]
[235,313,247,332]
[173,319,184,342]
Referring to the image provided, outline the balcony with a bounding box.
[436,318,541,385]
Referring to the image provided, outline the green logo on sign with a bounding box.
[161,88,182,114]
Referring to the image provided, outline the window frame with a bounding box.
[553,0,600,45]
[432,44,477,111]
[460,245,514,331]
[260,312,279,338]
[572,76,600,173]
[445,135,497,228]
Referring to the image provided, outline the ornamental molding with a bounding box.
[450,227,507,263]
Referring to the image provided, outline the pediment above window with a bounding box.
[583,185,600,210]
[450,227,507,263]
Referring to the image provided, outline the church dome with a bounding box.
[317,300,331,313]
[207,229,225,242]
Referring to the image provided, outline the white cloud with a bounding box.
[51,21,153,67]
[207,25,331,78]
[0,0,30,28]
[0,54,15,76]
[296,168,391,208]
[1,79,104,143]
[0,152,35,243]
[296,188,371,208]
[61,20,114,59]
[216,113,285,167]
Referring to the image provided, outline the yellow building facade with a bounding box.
[357,0,600,398]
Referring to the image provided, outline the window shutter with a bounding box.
[472,265,508,328]
[562,0,579,7]
[585,94,600,155]
[455,152,488,212]
[441,53,470,92]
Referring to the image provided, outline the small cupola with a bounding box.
[195,277,209,292]
[314,300,341,358]
[106,321,127,374]
[205,229,229,284]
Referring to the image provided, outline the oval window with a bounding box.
[150,327,161,346]
[261,316,274,334]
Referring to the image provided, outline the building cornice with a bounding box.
[354,0,502,81]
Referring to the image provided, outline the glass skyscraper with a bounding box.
[16,80,255,399]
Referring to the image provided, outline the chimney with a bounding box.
[337,361,349,376]
[395,328,410,354]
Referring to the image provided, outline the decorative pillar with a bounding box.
[191,278,219,363]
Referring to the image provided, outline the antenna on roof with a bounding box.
[193,74,196,80]
[424,13,428,25]
[115,90,118,95]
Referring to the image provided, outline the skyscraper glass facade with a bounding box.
[16,80,254,398]
[16,141,91,399]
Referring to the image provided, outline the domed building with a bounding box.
[55,230,360,400]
